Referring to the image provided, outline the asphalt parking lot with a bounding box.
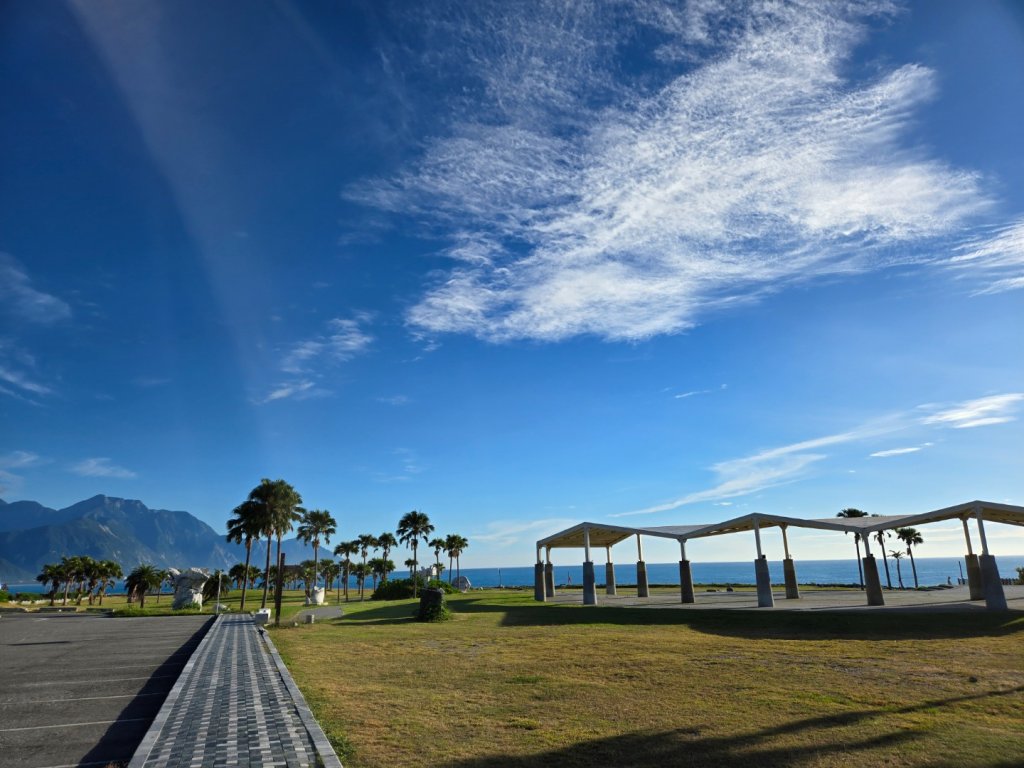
[0,613,211,768]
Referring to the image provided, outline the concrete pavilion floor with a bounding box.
[544,584,1024,612]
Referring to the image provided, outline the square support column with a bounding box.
[636,561,649,598]
[534,562,546,602]
[605,561,617,596]
[964,554,984,600]
[679,560,695,604]
[862,555,885,606]
[582,561,597,605]
[783,558,800,599]
[979,554,1008,611]
[754,556,774,608]
[544,561,555,598]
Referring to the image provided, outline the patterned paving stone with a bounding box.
[134,615,326,767]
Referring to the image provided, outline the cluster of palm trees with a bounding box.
[36,555,123,606]
[224,479,471,605]
[837,508,925,589]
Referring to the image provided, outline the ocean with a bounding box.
[6,555,1022,594]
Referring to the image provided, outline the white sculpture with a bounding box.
[306,586,326,606]
[168,567,209,610]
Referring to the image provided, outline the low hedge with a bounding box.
[371,578,458,601]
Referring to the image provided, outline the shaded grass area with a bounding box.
[271,590,1024,768]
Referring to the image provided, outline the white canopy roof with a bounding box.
[536,499,1024,551]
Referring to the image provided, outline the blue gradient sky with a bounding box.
[2,1,1022,566]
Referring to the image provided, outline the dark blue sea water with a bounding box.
[7,556,1022,594]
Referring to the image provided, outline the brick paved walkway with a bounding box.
[130,614,340,768]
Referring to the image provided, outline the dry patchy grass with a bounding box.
[270,591,1024,768]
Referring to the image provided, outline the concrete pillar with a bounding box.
[862,555,885,606]
[544,561,555,598]
[605,562,617,596]
[976,508,1007,610]
[979,554,1008,611]
[636,561,649,598]
[679,560,695,604]
[783,558,800,599]
[754,556,774,608]
[534,562,546,602]
[582,561,597,606]
[964,554,984,600]
[780,525,799,599]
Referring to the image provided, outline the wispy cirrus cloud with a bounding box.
[870,442,932,458]
[69,457,137,479]
[0,450,48,495]
[351,0,997,342]
[262,315,374,403]
[919,393,1024,429]
[948,217,1024,295]
[617,391,1021,517]
[0,254,71,325]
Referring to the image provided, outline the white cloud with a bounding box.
[351,1,994,342]
[262,380,320,403]
[70,457,137,479]
[0,364,52,397]
[472,517,581,549]
[920,394,1024,429]
[869,446,921,458]
[949,217,1024,294]
[377,394,410,406]
[0,451,45,470]
[281,316,374,374]
[0,254,72,325]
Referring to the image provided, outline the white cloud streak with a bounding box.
[0,254,72,325]
[351,0,995,342]
[920,394,1024,429]
[869,446,921,458]
[69,457,137,479]
[948,217,1024,295]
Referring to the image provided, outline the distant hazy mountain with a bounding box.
[0,494,320,582]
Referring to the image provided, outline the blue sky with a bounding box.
[2,0,1022,567]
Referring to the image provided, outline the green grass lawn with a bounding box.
[270,589,1024,768]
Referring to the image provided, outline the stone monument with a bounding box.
[168,567,210,610]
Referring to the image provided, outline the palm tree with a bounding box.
[446,534,469,585]
[397,510,434,597]
[895,527,924,589]
[96,560,122,605]
[889,550,905,589]
[429,538,446,576]
[125,564,162,609]
[352,562,372,601]
[321,561,341,601]
[334,540,359,602]
[297,509,337,592]
[837,508,868,589]
[227,499,270,611]
[873,526,893,589]
[357,534,379,573]
[36,563,62,606]
[377,533,398,582]
[404,558,417,578]
[299,560,319,597]
[247,478,303,608]
[368,557,385,592]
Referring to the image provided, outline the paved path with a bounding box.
[130,614,340,768]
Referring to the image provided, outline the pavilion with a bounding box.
[534,500,1024,611]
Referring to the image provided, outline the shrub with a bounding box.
[371,577,458,601]
[0,589,9,603]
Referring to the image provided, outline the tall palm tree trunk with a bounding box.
[448,554,454,584]
[908,548,919,589]
[240,540,253,611]
[880,546,892,589]
[261,532,273,608]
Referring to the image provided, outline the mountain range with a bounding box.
[0,494,318,582]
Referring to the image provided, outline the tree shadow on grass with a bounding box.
[447,599,1024,641]
[442,686,1024,768]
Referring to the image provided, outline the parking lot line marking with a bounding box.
[20,692,168,704]
[21,674,178,686]
[0,717,150,732]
